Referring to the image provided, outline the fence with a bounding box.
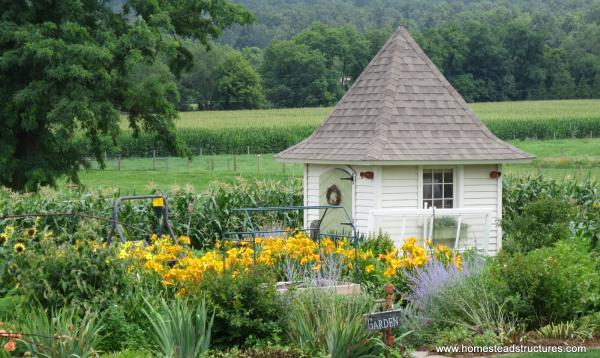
[84,151,303,176]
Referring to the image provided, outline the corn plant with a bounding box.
[143,297,214,358]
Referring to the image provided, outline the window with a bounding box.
[423,168,453,209]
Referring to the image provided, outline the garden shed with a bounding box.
[276,27,534,255]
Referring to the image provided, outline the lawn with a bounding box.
[119,99,600,130]
[73,138,600,193]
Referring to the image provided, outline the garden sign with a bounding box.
[364,309,402,331]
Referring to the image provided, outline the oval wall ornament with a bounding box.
[326,185,342,206]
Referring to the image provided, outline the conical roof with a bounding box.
[276,27,533,164]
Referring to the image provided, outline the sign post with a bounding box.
[364,284,399,347]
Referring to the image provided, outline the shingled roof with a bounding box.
[276,27,534,164]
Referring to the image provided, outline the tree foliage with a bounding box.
[0,0,252,191]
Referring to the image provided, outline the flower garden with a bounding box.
[0,176,599,357]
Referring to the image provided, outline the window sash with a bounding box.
[423,168,454,209]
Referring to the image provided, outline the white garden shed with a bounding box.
[276,27,534,255]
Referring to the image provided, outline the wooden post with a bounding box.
[247,146,250,155]
[384,284,394,346]
[233,155,237,172]
[227,158,231,171]
[256,155,261,172]
[152,150,156,170]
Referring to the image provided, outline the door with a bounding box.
[318,168,353,236]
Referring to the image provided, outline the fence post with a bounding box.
[117,156,121,171]
[227,158,231,171]
[104,150,108,162]
[152,150,156,170]
[384,284,395,346]
[247,146,250,155]
[166,157,169,172]
[233,155,237,172]
[256,155,261,172]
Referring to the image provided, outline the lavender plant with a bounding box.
[404,257,483,311]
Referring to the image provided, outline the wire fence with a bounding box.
[84,151,303,176]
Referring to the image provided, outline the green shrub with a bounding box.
[502,197,577,254]
[4,239,130,310]
[143,297,214,358]
[286,289,381,357]
[193,267,285,347]
[489,241,600,327]
[425,266,519,343]
[205,346,310,358]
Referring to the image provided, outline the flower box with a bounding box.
[275,280,361,296]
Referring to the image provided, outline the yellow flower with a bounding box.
[43,230,53,240]
[365,264,375,273]
[347,262,353,270]
[25,228,36,237]
[178,235,191,246]
[14,243,25,254]
[593,202,600,209]
[0,234,7,245]
[453,255,463,270]
[383,266,396,278]
[149,234,158,242]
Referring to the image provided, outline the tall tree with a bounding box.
[0,0,253,191]
[261,40,336,108]
[215,51,265,110]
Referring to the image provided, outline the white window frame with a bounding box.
[418,165,460,209]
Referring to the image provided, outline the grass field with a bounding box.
[122,99,600,129]
[73,138,600,193]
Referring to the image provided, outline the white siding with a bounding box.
[377,166,420,245]
[305,164,328,225]
[353,166,376,233]
[462,165,500,255]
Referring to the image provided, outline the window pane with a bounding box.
[433,171,443,184]
[423,170,432,184]
[423,184,432,199]
[423,200,432,209]
[444,184,453,199]
[434,184,442,198]
[433,199,443,208]
[444,200,454,208]
[444,170,453,183]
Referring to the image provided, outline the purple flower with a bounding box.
[404,257,483,310]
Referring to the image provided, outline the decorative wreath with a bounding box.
[326,185,342,206]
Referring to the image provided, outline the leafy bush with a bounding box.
[2,239,130,310]
[205,346,309,358]
[489,241,600,327]
[286,289,381,357]
[192,268,285,347]
[502,197,577,253]
[143,297,214,358]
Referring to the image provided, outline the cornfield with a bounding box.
[100,99,600,157]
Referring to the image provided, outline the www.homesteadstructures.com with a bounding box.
[276,27,534,255]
